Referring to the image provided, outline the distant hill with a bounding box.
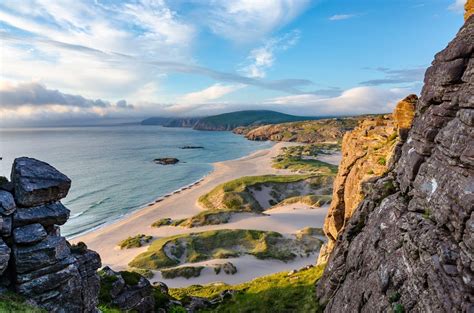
[140,117,200,127]
[192,110,320,131]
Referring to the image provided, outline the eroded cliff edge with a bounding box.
[317,95,416,264]
[316,15,473,313]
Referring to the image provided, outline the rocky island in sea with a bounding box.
[0,1,472,312]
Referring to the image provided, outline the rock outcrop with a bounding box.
[318,95,416,263]
[99,267,155,312]
[466,0,474,21]
[0,157,102,312]
[316,15,473,312]
[235,117,360,144]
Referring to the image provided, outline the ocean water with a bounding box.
[0,126,273,237]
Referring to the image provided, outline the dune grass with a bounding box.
[272,144,339,174]
[198,174,316,213]
[169,264,326,313]
[118,234,152,249]
[129,229,321,270]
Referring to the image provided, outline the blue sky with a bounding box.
[0,0,467,125]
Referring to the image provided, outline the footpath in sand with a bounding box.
[74,142,341,287]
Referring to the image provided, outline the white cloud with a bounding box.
[180,84,244,104]
[329,14,356,21]
[448,0,467,12]
[0,0,195,100]
[240,30,300,78]
[203,0,310,43]
[264,87,410,115]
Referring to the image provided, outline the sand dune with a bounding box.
[73,141,337,287]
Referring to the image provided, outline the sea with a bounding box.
[0,125,273,238]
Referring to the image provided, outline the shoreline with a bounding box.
[72,141,335,287]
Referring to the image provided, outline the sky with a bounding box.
[0,0,468,126]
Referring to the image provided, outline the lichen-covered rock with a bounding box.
[11,157,71,207]
[13,223,47,245]
[13,202,70,228]
[318,95,416,264]
[0,190,16,216]
[316,16,473,313]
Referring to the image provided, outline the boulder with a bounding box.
[11,157,71,207]
[0,190,16,215]
[154,157,180,165]
[13,223,47,245]
[13,202,70,228]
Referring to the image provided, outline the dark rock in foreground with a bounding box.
[154,157,180,165]
[11,157,71,207]
[99,266,155,312]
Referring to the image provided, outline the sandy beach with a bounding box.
[73,142,337,287]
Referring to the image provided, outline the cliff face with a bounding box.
[318,95,416,263]
[316,16,473,312]
[466,0,474,21]
[0,158,101,312]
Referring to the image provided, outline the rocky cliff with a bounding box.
[235,117,361,144]
[0,157,101,312]
[316,15,473,312]
[318,95,417,263]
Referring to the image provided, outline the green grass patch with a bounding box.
[169,264,326,313]
[161,266,205,279]
[118,234,153,249]
[199,174,318,212]
[272,144,339,175]
[279,195,332,207]
[130,229,321,270]
[0,292,46,313]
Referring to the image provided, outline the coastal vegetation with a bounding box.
[272,144,339,174]
[169,264,326,313]
[161,266,205,279]
[198,174,329,212]
[129,229,323,270]
[152,218,186,227]
[234,117,362,143]
[118,234,153,249]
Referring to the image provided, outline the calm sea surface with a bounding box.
[0,126,272,237]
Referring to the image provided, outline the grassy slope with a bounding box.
[194,110,321,130]
[272,144,339,174]
[129,229,319,270]
[170,264,326,313]
[198,174,316,213]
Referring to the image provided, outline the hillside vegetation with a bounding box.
[234,117,363,143]
[170,264,326,313]
[193,110,321,131]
